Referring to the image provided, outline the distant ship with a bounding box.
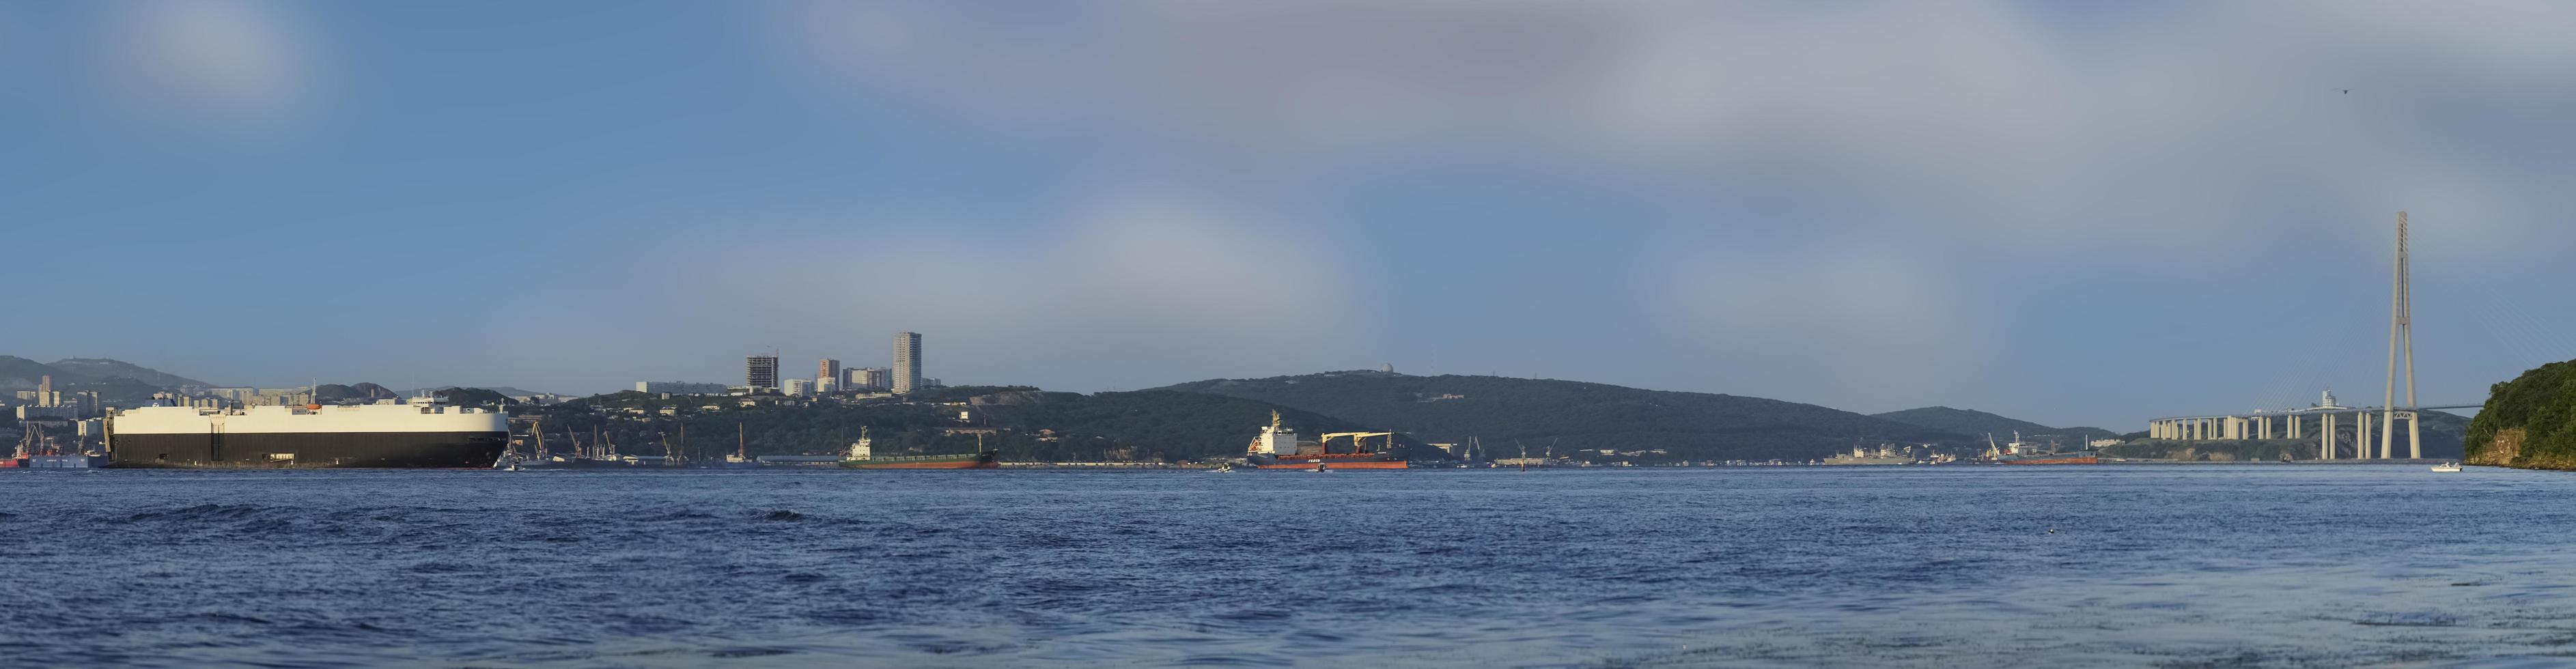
[9,423,102,468]
[1821,442,1918,466]
[838,428,997,470]
[1242,411,1409,470]
[1985,431,2098,465]
[110,398,507,469]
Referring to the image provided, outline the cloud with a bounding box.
[772,2,2576,248]
[102,0,318,132]
[752,1,2576,422]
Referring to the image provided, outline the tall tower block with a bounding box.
[893,332,923,394]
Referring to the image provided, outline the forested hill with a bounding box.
[1153,371,1965,461]
[1864,406,2131,442]
[0,356,212,390]
[546,389,1365,463]
[2466,358,2576,469]
[44,358,212,388]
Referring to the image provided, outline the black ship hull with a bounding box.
[111,431,509,469]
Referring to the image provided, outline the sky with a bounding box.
[8,1,2576,429]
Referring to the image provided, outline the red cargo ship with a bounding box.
[1241,412,1412,470]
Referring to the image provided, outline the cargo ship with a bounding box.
[109,399,508,468]
[1242,411,1410,470]
[1985,432,2098,465]
[838,429,997,470]
[1821,442,1918,465]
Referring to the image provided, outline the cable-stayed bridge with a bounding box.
[2144,212,2467,460]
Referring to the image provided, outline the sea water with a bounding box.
[4,465,2573,668]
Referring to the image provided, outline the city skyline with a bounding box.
[12,3,2576,429]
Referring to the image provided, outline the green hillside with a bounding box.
[543,388,1368,463]
[1872,406,2123,443]
[1154,371,1963,461]
[2466,359,2576,469]
[1872,406,2055,438]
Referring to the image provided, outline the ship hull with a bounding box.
[1257,460,1408,470]
[110,431,508,469]
[1248,454,1409,469]
[1998,452,2099,465]
[839,452,998,470]
[26,455,107,468]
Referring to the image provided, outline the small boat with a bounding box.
[1313,461,1328,473]
[2431,461,2463,472]
[1211,462,1235,473]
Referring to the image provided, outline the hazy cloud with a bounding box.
[101,0,318,133]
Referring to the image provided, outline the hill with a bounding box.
[0,356,214,393]
[2466,358,2576,469]
[1872,406,2056,438]
[1871,407,2123,444]
[544,388,1365,462]
[44,358,212,388]
[1153,371,1963,461]
[316,383,400,402]
[403,386,551,398]
[0,356,57,390]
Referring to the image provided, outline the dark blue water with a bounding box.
[6,465,2576,668]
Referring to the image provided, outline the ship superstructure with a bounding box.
[109,399,507,468]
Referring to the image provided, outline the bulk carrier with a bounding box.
[109,398,507,468]
[1242,411,1410,470]
[838,428,997,469]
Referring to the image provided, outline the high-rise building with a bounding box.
[892,332,922,394]
[817,358,841,389]
[847,367,888,390]
[746,355,780,389]
[784,379,811,397]
[36,375,53,407]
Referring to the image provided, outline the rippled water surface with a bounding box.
[8,465,2576,668]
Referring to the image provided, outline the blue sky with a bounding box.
[8,1,2576,429]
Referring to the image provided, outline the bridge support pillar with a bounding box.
[2360,411,2375,459]
[2321,413,2336,459]
[2409,412,2422,459]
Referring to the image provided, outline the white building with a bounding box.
[784,379,811,397]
